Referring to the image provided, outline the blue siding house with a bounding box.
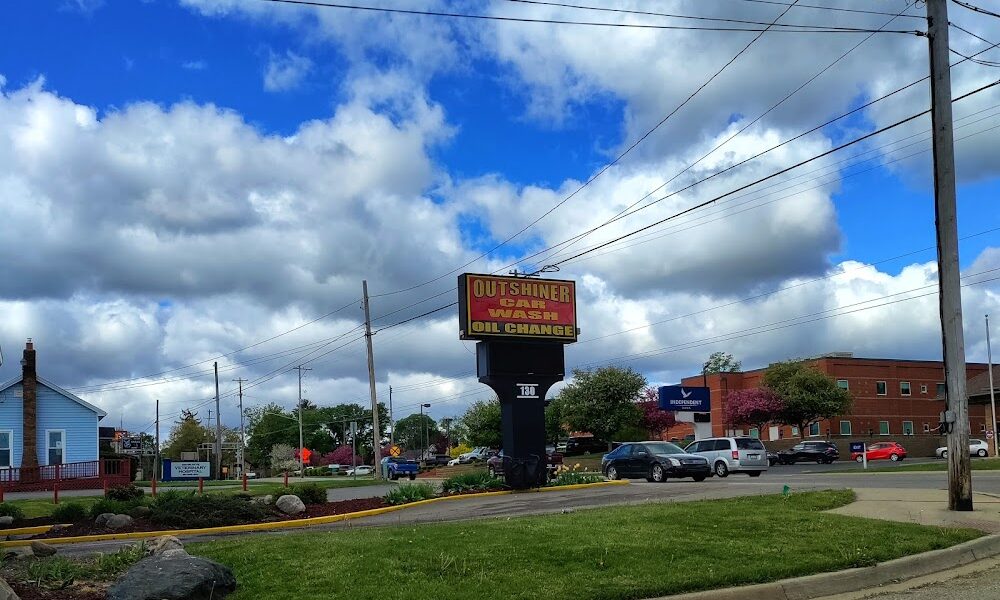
[0,341,107,469]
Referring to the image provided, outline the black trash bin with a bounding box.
[502,454,546,489]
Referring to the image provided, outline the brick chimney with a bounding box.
[21,340,38,470]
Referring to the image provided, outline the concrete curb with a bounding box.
[0,480,626,547]
[644,534,1000,600]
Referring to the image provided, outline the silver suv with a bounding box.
[685,437,769,478]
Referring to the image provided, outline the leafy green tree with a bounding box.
[393,413,437,452]
[558,366,646,450]
[244,403,298,468]
[703,351,742,374]
[544,397,565,443]
[763,361,853,437]
[461,399,502,448]
[162,410,211,459]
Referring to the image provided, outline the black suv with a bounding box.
[776,441,840,464]
[563,436,609,456]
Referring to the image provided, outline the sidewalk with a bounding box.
[829,488,1000,533]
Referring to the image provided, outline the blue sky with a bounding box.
[1,0,998,428]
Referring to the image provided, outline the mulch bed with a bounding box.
[26,496,390,540]
[11,582,107,600]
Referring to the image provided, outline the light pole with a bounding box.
[419,403,431,462]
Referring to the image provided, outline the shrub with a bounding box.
[149,491,272,529]
[0,503,25,521]
[546,472,605,487]
[449,444,472,459]
[52,502,89,523]
[107,483,144,502]
[384,483,437,506]
[291,483,327,505]
[441,472,507,494]
[88,498,147,519]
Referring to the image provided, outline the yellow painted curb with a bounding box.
[0,480,625,548]
[2,525,57,537]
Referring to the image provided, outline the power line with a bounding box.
[256,0,924,34]
[729,0,924,19]
[952,0,1000,20]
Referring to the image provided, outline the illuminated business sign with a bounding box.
[658,386,711,412]
[458,274,578,343]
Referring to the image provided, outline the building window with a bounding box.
[791,426,800,437]
[936,382,946,396]
[809,422,821,437]
[923,423,931,433]
[837,379,849,391]
[920,384,928,394]
[900,381,911,396]
[982,423,988,432]
[839,421,852,436]
[879,421,890,435]
[749,428,759,439]
[876,381,887,396]
[0,431,11,468]
[46,430,65,465]
[903,421,914,436]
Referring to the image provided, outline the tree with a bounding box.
[558,366,646,450]
[723,388,784,433]
[323,445,361,466]
[544,397,565,443]
[244,403,298,468]
[639,387,676,438]
[270,443,297,472]
[763,361,852,437]
[461,399,502,448]
[703,352,742,374]
[162,409,211,459]
[393,413,437,452]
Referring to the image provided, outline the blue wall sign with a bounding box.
[658,386,711,412]
[849,442,865,453]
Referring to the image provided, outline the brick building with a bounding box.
[666,353,994,443]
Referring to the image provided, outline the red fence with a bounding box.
[0,459,131,493]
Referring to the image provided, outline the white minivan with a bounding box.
[685,437,769,478]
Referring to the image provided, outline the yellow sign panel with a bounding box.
[389,445,401,457]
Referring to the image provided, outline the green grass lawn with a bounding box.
[850,458,1000,473]
[190,491,979,600]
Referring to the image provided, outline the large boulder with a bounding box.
[96,512,116,528]
[30,541,57,558]
[0,577,18,600]
[107,514,134,530]
[0,516,14,527]
[107,554,236,600]
[275,494,305,515]
[147,535,184,555]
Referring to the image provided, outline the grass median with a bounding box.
[190,490,979,600]
[833,458,1000,473]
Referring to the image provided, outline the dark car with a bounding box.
[777,441,840,464]
[426,454,451,466]
[563,436,609,456]
[767,451,779,466]
[600,441,710,483]
[487,449,564,478]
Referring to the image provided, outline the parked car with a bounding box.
[767,451,779,466]
[776,441,840,465]
[851,441,907,462]
[381,456,418,480]
[563,436,609,456]
[486,449,564,478]
[601,441,710,482]
[936,439,990,458]
[446,457,461,467]
[684,437,769,478]
[458,447,492,463]
[425,454,452,466]
[345,465,373,476]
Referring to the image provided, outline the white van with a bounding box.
[685,437,769,478]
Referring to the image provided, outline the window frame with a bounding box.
[920,384,928,394]
[876,381,887,396]
[0,430,12,469]
[836,379,850,391]
[936,382,946,396]
[900,381,911,396]
[879,421,890,436]
[902,421,914,436]
[45,429,66,466]
[749,427,760,439]
[808,422,821,437]
[839,420,852,436]
[923,422,931,433]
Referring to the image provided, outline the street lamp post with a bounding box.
[419,403,431,462]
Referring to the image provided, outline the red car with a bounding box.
[851,441,907,463]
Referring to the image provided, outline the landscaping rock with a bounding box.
[4,548,33,561]
[275,494,305,515]
[129,506,153,519]
[96,512,116,528]
[161,549,189,559]
[107,554,237,600]
[0,516,13,527]
[29,541,57,557]
[0,577,18,600]
[107,514,134,530]
[147,535,184,555]
[251,494,273,505]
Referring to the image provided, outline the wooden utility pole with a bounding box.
[363,280,383,479]
[233,378,248,477]
[214,362,223,481]
[295,365,311,478]
[927,0,972,511]
[155,398,160,483]
[987,315,997,457]
[389,385,394,446]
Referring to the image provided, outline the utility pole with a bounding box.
[233,378,248,478]
[214,362,223,481]
[987,315,997,457]
[155,398,160,483]
[295,365,311,478]
[927,0,972,511]
[389,385,394,446]
[362,280,383,479]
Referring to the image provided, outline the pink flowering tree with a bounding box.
[723,388,784,432]
[639,387,676,437]
[321,445,362,466]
